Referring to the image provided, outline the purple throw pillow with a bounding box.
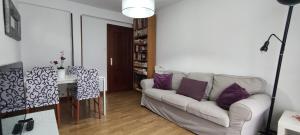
[176,77,208,101]
[153,73,173,90]
[216,83,250,110]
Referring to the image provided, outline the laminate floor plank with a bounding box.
[59,90,193,135]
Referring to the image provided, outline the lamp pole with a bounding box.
[265,6,293,134]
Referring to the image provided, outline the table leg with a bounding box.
[55,104,61,127]
[104,90,106,116]
[103,77,107,116]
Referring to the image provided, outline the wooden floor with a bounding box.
[59,90,193,135]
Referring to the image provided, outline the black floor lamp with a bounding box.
[260,0,300,134]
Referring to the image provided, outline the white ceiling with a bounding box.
[68,0,182,12]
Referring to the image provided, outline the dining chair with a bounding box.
[70,67,103,122]
[25,66,61,126]
[68,66,83,76]
[0,67,25,113]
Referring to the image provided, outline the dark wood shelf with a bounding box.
[135,50,147,53]
[134,73,147,76]
[134,43,147,46]
[134,36,148,39]
[134,60,147,62]
[134,27,147,30]
[134,66,148,69]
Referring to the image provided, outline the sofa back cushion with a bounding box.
[209,74,266,100]
[216,83,250,110]
[177,77,208,101]
[162,71,213,97]
[163,70,187,90]
[153,73,173,90]
[187,72,214,99]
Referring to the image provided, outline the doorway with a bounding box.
[107,24,133,92]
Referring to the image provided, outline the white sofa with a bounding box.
[140,72,271,135]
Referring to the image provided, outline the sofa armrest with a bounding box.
[140,79,154,90]
[229,94,271,122]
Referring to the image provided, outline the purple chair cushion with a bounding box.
[153,73,173,90]
[176,77,208,101]
[216,83,250,110]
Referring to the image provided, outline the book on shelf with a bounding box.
[134,39,147,45]
[134,53,147,61]
[134,68,147,76]
[134,29,148,38]
[134,61,147,68]
[135,45,147,52]
[134,18,148,30]
[135,88,142,91]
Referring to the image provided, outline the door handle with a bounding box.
[110,58,113,66]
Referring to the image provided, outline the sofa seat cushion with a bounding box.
[187,101,230,127]
[161,93,198,111]
[143,88,176,101]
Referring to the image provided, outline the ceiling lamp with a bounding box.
[122,0,155,18]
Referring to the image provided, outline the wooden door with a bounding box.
[107,24,133,92]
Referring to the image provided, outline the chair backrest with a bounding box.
[0,67,25,113]
[73,68,101,100]
[25,66,59,108]
[68,66,83,76]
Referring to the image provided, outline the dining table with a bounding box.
[57,74,77,84]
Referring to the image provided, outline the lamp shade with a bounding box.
[277,0,300,5]
[122,0,155,18]
[260,41,270,52]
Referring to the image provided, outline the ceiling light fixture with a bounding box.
[122,0,155,18]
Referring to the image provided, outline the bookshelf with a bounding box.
[133,16,156,91]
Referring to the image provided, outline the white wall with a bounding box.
[81,16,132,90]
[16,0,132,66]
[19,4,72,70]
[156,0,300,130]
[15,0,132,93]
[0,0,20,65]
